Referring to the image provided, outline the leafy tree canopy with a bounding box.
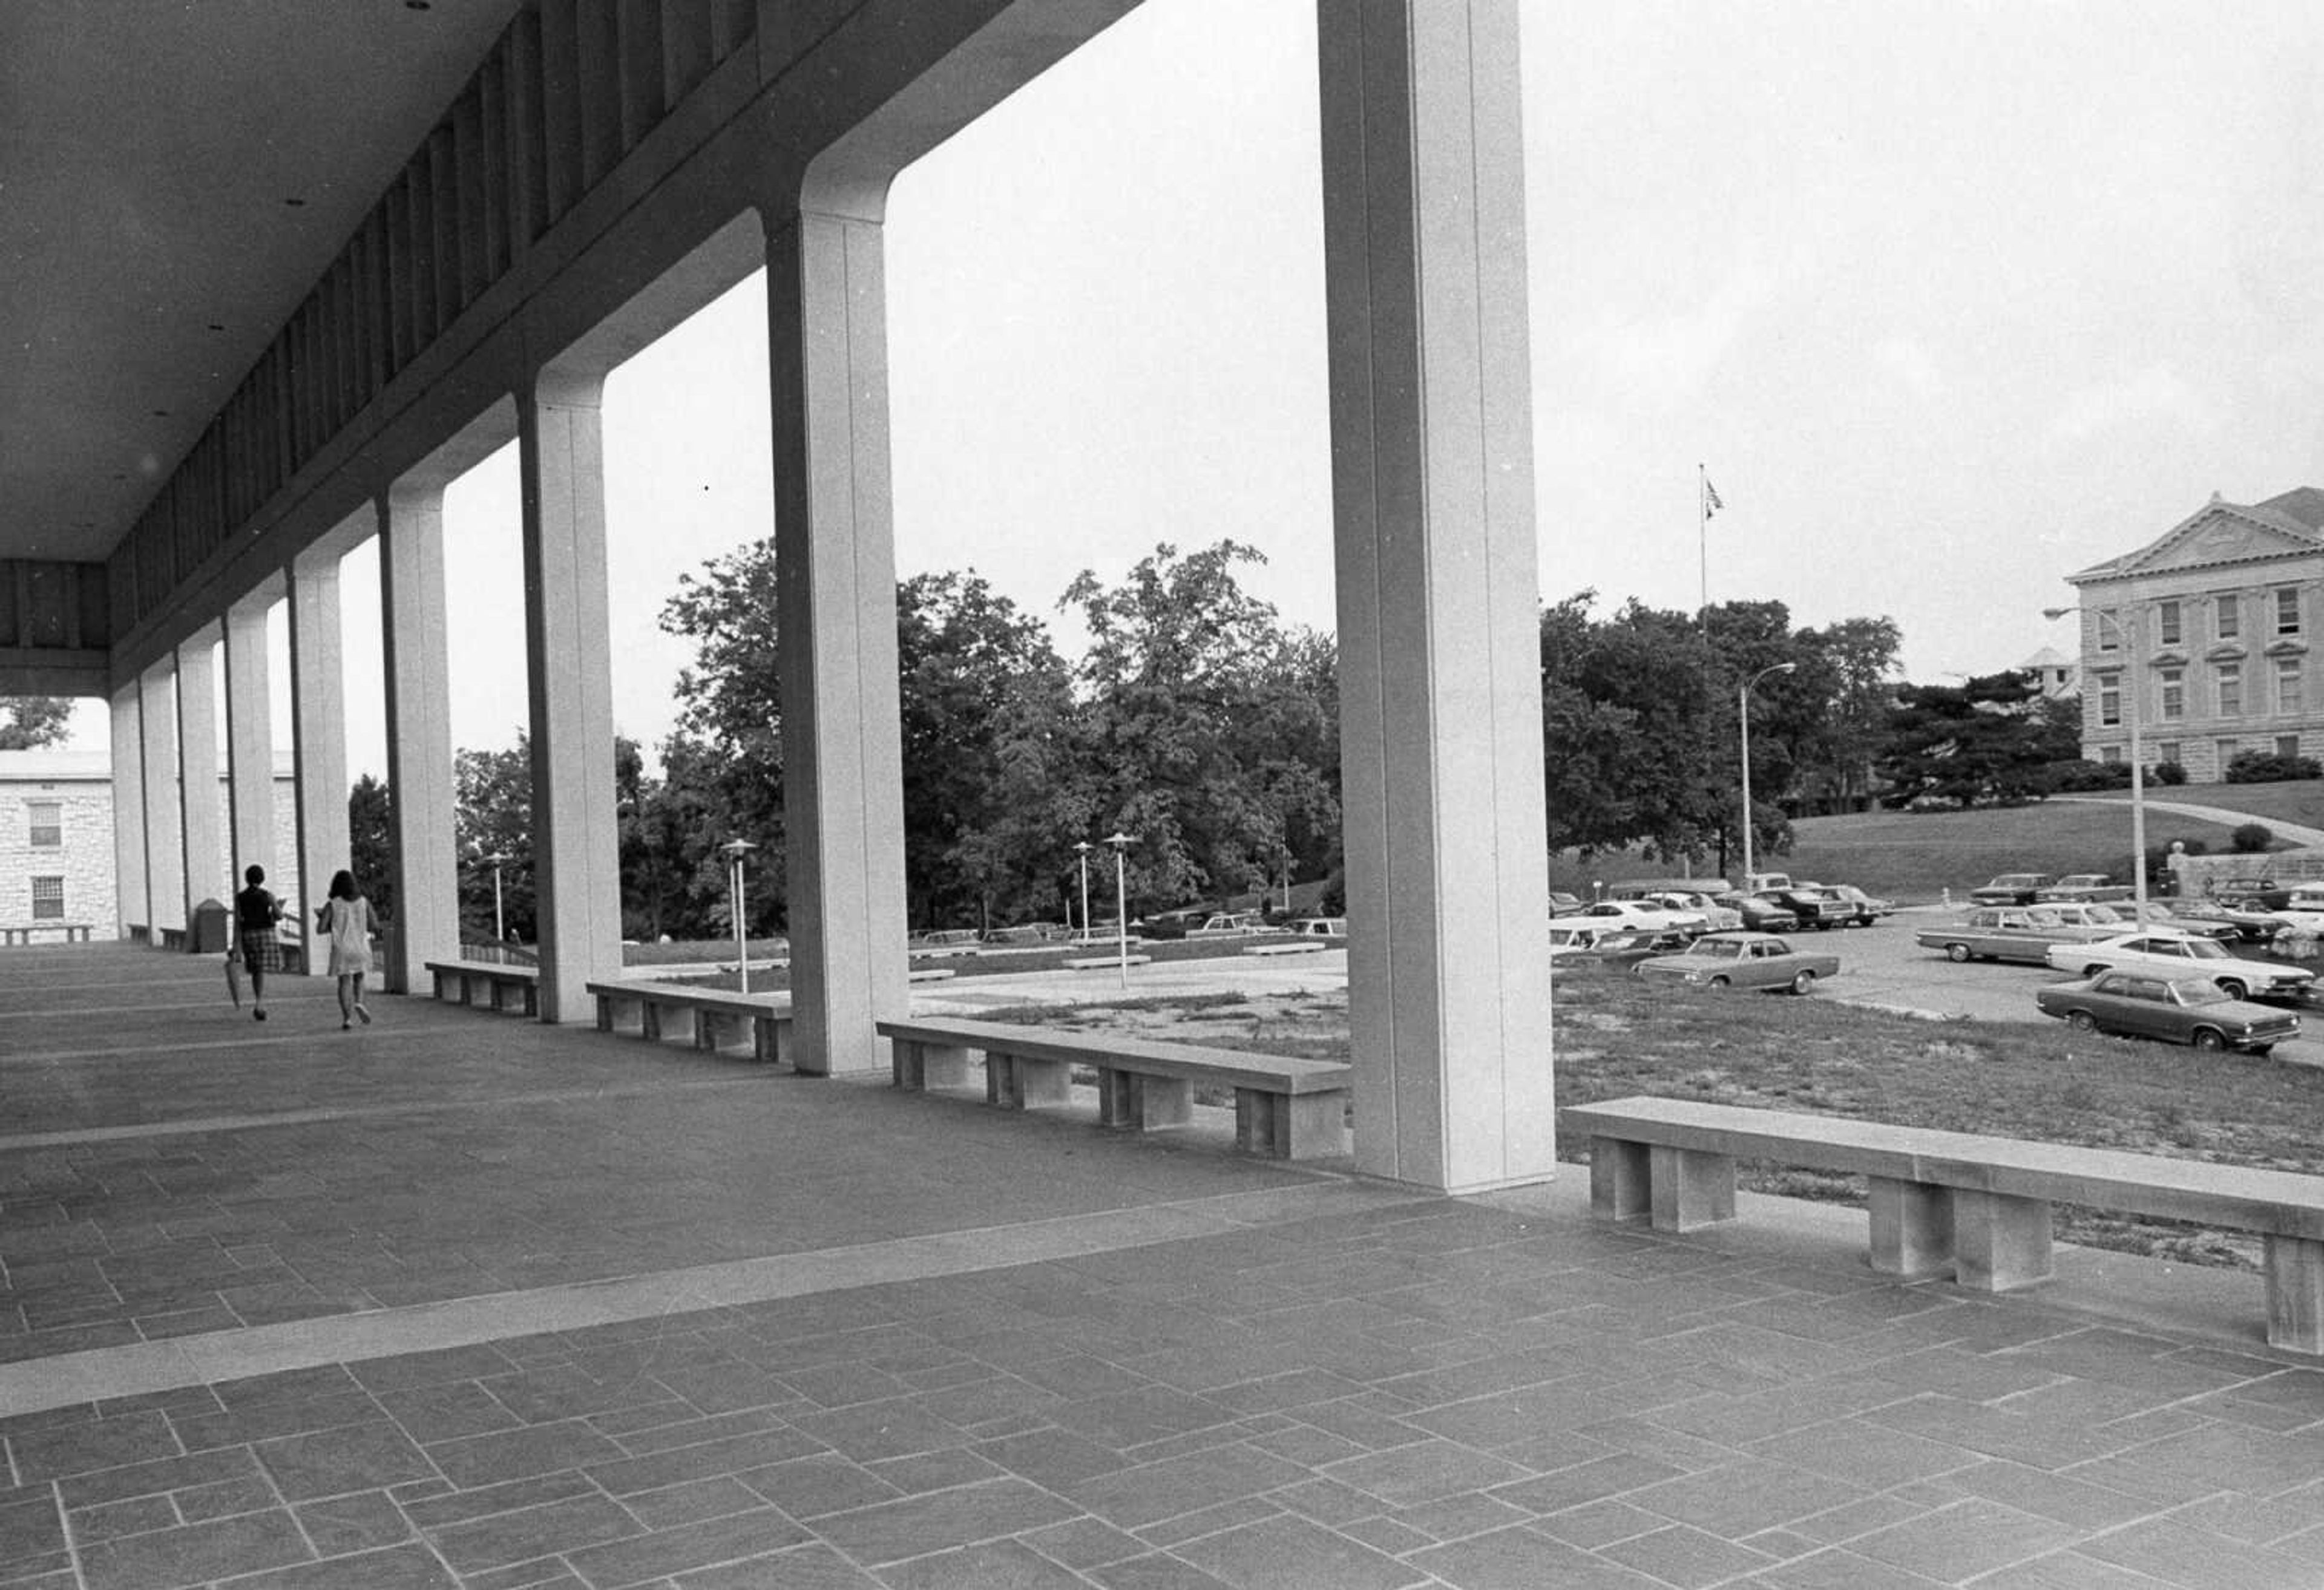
[0,697,73,750]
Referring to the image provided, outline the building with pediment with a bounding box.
[2063,488,2324,779]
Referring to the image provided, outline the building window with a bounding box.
[2219,662,2242,716]
[2098,672,2121,727]
[2159,667,2184,720]
[2157,741,2182,767]
[30,877,64,920]
[2097,611,2122,653]
[2217,594,2240,641]
[2218,739,2239,770]
[2280,658,2304,715]
[2100,745,2122,764]
[2280,736,2303,760]
[27,801,61,848]
[2157,600,2181,647]
[2279,587,2302,635]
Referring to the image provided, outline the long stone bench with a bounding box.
[876,1016,1350,1160]
[1,922,93,946]
[425,959,540,1016]
[586,980,792,1064]
[1563,1095,2324,1355]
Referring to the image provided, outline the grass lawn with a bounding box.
[2070,776,2324,832]
[623,932,1306,992]
[982,969,2324,1272]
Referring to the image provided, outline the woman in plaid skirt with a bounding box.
[233,865,284,1020]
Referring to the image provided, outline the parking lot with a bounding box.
[1823,905,2324,1067]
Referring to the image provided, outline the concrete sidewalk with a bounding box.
[4,943,2324,1588]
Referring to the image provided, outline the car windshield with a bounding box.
[2170,979,2233,1006]
[1690,940,1747,960]
[2178,938,2232,961]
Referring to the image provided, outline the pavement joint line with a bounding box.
[0,1073,775,1151]
[5,1027,444,1065]
[0,1179,1429,1418]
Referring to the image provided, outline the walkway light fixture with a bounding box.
[2047,604,2149,914]
[1739,662,1797,888]
[1105,831,1136,987]
[721,839,758,995]
[1072,839,1094,942]
[480,851,511,949]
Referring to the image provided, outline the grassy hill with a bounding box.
[1547,780,2324,905]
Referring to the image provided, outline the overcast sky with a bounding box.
[72,0,2324,777]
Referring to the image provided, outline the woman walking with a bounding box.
[233,865,283,1020]
[318,869,375,1030]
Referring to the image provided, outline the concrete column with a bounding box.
[137,660,186,935]
[108,681,149,938]
[518,373,622,1023]
[176,626,226,922]
[1319,0,1554,1191]
[766,205,910,1076]
[287,550,350,969]
[379,485,459,993]
[223,595,277,886]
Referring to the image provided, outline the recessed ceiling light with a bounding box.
[207,322,225,332]
[284,197,306,208]
[151,409,168,417]
[406,1,432,9]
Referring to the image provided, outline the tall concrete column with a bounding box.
[379,485,459,992]
[518,373,622,1023]
[108,681,149,938]
[1319,0,1554,1192]
[766,204,910,1076]
[223,594,277,887]
[176,626,226,921]
[137,660,186,936]
[287,549,349,970]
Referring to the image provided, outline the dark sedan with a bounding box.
[1713,891,1800,932]
[1755,886,1852,930]
[2034,971,2300,1055]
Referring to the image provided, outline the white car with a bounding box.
[1579,900,1708,935]
[1642,891,1744,933]
[2043,931,2316,1004]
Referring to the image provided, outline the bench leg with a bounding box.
[2266,1235,2324,1355]
[1650,1144,1736,1232]
[596,996,614,1032]
[522,981,538,1016]
[1951,1191,2053,1291]
[755,1018,790,1066]
[1017,1056,1072,1108]
[433,968,451,1001]
[1589,1139,1652,1223]
[893,1039,965,1089]
[1868,1177,1954,1278]
[1098,1071,1192,1131]
[1235,1090,1344,1159]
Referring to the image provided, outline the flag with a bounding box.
[1704,478,1725,517]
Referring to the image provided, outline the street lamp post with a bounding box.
[2047,604,2149,914]
[1105,831,1135,987]
[1738,662,1797,887]
[1072,840,1093,941]
[481,852,510,949]
[721,839,758,994]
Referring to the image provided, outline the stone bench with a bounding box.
[0,922,93,946]
[1242,940,1325,957]
[586,980,792,1064]
[425,959,540,1016]
[877,1016,1350,1160]
[1564,1095,2324,1355]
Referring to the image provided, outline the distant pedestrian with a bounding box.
[317,869,375,1030]
[233,865,283,1021]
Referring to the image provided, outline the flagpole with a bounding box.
[1698,462,1710,629]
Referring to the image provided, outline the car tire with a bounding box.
[1945,943,1971,964]
[2217,978,2249,1001]
[2193,1028,2228,1052]
[2068,1010,2096,1033]
[1709,976,1730,989]
[1789,969,1817,995]
[2251,1044,2275,1059]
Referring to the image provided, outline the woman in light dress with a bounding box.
[318,869,375,1030]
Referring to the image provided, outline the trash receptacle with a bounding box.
[191,898,231,954]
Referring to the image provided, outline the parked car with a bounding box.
[1548,891,1588,917]
[1914,905,2127,964]
[2035,972,2299,1055]
[1633,931,1840,994]
[1579,900,1707,935]
[2035,874,2133,903]
[2089,901,2244,941]
[978,924,1051,946]
[1969,873,2056,906]
[1551,924,1693,967]
[1640,889,1744,932]
[1282,916,1347,940]
[1820,884,1895,926]
[2041,931,2317,1004]
[1754,886,1853,931]
[908,928,983,954]
[1135,908,1210,940]
[2209,877,2296,912]
[1188,912,1273,938]
[1712,890,1800,932]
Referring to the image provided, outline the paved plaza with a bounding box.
[5,945,2324,1588]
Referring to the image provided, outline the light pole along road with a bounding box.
[1739,661,1796,886]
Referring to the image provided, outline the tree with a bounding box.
[1793,617,1903,810]
[454,739,534,941]
[0,697,73,750]
[347,774,395,922]
[1878,670,2054,808]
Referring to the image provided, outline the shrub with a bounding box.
[2233,823,2275,854]
[2225,751,2323,784]
[2151,761,2187,786]
[2044,759,2132,792]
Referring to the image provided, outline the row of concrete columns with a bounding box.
[102,1,1554,1192]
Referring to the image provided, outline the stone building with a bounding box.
[2063,487,2324,779]
[1,750,298,940]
